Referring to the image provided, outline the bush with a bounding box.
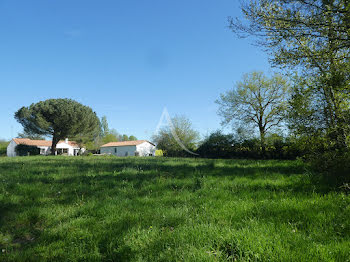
[15,144,40,156]
[155,150,163,157]
[196,131,235,158]
[197,131,303,160]
[0,141,9,157]
[82,151,93,157]
[308,150,350,188]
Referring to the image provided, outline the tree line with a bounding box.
[154,0,350,186]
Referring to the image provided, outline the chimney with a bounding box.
[65,138,68,144]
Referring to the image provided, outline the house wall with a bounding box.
[56,142,74,155]
[38,146,50,155]
[7,140,51,157]
[7,140,83,157]
[101,145,137,156]
[56,142,83,156]
[136,142,156,156]
[7,140,17,157]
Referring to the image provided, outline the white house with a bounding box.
[7,138,85,157]
[100,140,156,156]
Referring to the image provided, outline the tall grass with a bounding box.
[0,156,349,261]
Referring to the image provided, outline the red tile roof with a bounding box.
[101,140,155,147]
[13,138,80,148]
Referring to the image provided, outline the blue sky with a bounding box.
[0,0,270,141]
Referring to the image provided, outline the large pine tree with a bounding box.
[15,98,100,155]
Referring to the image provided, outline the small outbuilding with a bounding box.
[100,140,156,156]
[7,138,84,157]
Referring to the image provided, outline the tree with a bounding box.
[15,98,100,155]
[102,133,119,144]
[17,130,45,140]
[122,134,129,141]
[197,130,235,158]
[153,115,200,157]
[129,135,137,141]
[216,71,289,155]
[100,116,109,137]
[230,0,350,151]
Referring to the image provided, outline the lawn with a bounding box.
[0,156,349,261]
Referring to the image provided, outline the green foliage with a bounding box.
[155,149,163,156]
[15,144,40,156]
[231,1,350,182]
[0,156,348,261]
[197,130,235,158]
[82,151,93,156]
[84,115,138,151]
[128,135,137,141]
[216,71,289,155]
[230,1,350,75]
[100,115,109,137]
[0,140,9,157]
[197,131,302,160]
[309,149,350,187]
[102,133,119,144]
[17,130,45,140]
[15,99,100,155]
[153,115,200,157]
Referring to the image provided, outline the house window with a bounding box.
[58,148,68,155]
[114,148,117,153]
[40,148,45,155]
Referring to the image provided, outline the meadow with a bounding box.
[0,156,349,261]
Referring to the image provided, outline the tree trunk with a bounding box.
[259,127,266,158]
[51,135,60,155]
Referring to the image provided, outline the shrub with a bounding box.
[15,144,40,156]
[82,151,93,157]
[0,141,9,157]
[197,131,303,160]
[155,150,164,157]
[308,150,350,188]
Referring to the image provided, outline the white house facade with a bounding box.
[100,140,156,156]
[7,138,84,157]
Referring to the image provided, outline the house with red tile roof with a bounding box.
[7,138,84,157]
[100,140,155,156]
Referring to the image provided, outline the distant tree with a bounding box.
[197,130,234,158]
[153,115,200,157]
[129,135,137,141]
[17,130,45,140]
[100,116,109,137]
[122,134,129,141]
[15,99,100,155]
[216,71,289,155]
[102,133,119,144]
[234,126,253,144]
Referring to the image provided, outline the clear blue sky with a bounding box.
[0,0,270,141]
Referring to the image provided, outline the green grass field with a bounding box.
[0,156,349,261]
